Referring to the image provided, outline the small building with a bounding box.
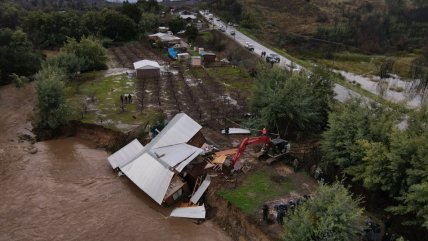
[158,26,169,33]
[148,32,181,46]
[177,53,189,62]
[178,11,197,21]
[200,51,216,65]
[191,56,202,67]
[133,59,161,79]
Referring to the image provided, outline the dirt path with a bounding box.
[0,84,232,241]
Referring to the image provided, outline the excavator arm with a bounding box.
[232,136,272,167]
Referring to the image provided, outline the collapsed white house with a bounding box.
[107,113,210,218]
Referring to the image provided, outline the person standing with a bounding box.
[262,204,269,223]
[128,94,132,103]
[120,94,124,104]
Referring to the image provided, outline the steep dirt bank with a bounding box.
[205,188,274,241]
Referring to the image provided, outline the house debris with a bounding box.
[170,205,206,219]
[107,113,210,206]
[221,128,251,135]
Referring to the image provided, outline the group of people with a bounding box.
[364,215,396,241]
[120,94,132,104]
[262,195,310,225]
[261,51,267,57]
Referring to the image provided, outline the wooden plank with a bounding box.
[214,148,238,157]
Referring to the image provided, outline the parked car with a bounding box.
[230,30,235,36]
[228,22,233,26]
[244,42,254,51]
[266,53,280,63]
[219,26,226,32]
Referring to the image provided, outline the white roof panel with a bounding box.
[145,113,202,150]
[121,152,174,204]
[190,175,211,204]
[175,148,204,172]
[170,205,206,219]
[221,128,251,135]
[133,59,161,70]
[107,139,144,169]
[151,143,200,168]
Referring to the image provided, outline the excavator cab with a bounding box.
[269,138,289,155]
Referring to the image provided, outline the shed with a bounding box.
[148,32,181,46]
[200,51,216,64]
[133,59,161,79]
[177,53,189,61]
[191,56,202,67]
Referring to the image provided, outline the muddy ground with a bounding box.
[0,84,232,241]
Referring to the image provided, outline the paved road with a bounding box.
[200,11,357,102]
[200,11,424,107]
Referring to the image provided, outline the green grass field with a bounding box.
[65,71,157,132]
[219,169,293,215]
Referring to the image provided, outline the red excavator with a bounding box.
[232,135,290,169]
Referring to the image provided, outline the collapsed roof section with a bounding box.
[107,113,204,205]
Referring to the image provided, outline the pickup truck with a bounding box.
[244,42,254,51]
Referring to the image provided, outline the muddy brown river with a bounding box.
[0,84,232,241]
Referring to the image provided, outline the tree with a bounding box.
[139,13,160,34]
[0,28,41,85]
[121,1,142,24]
[82,11,104,37]
[249,66,334,137]
[46,52,83,79]
[185,24,199,42]
[35,65,70,129]
[283,182,365,241]
[102,9,137,41]
[61,36,107,72]
[0,1,22,29]
[166,18,186,34]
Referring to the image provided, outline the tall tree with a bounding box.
[283,182,365,241]
[61,36,107,72]
[35,64,70,129]
[0,28,41,85]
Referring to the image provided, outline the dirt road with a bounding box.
[0,84,232,241]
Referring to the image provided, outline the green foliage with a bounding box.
[185,24,199,42]
[166,18,186,34]
[82,11,104,37]
[249,66,334,137]
[102,9,137,42]
[0,1,23,29]
[139,13,160,34]
[35,64,70,129]
[283,182,364,241]
[46,52,83,79]
[62,36,107,72]
[240,9,258,29]
[10,73,29,88]
[322,100,428,229]
[121,1,142,24]
[0,28,41,85]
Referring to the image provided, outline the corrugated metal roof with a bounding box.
[133,60,161,70]
[175,148,204,172]
[145,113,202,150]
[151,143,199,168]
[170,205,206,219]
[107,139,144,169]
[110,113,204,205]
[190,175,211,204]
[120,152,174,205]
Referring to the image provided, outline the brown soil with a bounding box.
[0,84,232,241]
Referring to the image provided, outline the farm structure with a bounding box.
[107,41,249,123]
[133,59,161,79]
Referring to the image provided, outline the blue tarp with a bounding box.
[168,48,177,59]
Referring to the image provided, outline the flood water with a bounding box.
[0,84,232,241]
